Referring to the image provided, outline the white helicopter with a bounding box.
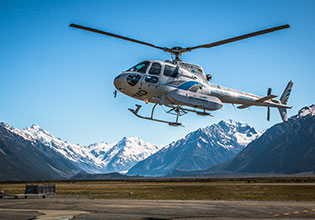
[70,23,293,127]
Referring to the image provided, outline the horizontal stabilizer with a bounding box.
[237,94,277,109]
[256,94,277,102]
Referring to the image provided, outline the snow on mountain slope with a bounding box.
[88,142,114,158]
[1,122,35,142]
[128,120,261,176]
[7,124,162,174]
[210,119,260,148]
[22,125,108,173]
[201,104,315,175]
[1,118,260,176]
[297,104,315,118]
[99,136,163,173]
[0,123,79,181]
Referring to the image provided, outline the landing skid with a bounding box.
[128,104,213,127]
[128,104,183,127]
[164,105,213,117]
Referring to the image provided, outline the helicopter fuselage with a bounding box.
[113,60,286,112]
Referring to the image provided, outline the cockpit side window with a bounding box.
[128,61,150,73]
[149,62,161,75]
[164,65,179,77]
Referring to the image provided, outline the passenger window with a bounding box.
[144,76,159,83]
[127,74,141,86]
[164,65,179,77]
[149,63,161,75]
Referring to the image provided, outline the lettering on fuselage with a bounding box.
[134,90,147,97]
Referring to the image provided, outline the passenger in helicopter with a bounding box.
[128,61,150,73]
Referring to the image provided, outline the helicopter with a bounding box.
[69,23,293,127]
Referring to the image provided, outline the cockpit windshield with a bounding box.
[127,61,150,73]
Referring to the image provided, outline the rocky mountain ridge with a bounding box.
[127,120,260,176]
[0,123,79,181]
[168,105,315,177]
[0,123,162,174]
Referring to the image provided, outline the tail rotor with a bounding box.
[267,88,272,121]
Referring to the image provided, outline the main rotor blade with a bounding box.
[69,23,166,51]
[186,24,290,51]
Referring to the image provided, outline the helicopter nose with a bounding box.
[113,74,126,91]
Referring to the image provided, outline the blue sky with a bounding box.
[0,0,314,146]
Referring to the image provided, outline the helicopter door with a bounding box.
[141,62,161,89]
[160,64,179,85]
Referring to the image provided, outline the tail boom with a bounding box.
[236,80,293,122]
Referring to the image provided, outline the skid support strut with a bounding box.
[128,104,182,127]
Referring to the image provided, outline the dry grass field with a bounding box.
[1,177,315,201]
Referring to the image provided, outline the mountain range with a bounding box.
[0,123,162,180]
[0,118,258,180]
[0,123,78,181]
[210,105,315,174]
[127,120,260,176]
[167,104,315,177]
[21,124,162,174]
[0,105,313,181]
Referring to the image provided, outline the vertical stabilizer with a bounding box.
[278,81,293,122]
[278,108,288,122]
[280,80,293,105]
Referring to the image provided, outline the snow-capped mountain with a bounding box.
[204,104,315,174]
[172,105,315,177]
[2,124,161,174]
[0,122,79,181]
[296,104,315,118]
[2,105,313,180]
[127,120,260,176]
[22,124,105,173]
[97,136,162,173]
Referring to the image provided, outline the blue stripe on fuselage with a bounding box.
[177,81,201,90]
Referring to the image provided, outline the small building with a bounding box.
[25,184,56,195]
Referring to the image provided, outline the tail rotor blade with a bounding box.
[267,88,272,96]
[267,88,271,121]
